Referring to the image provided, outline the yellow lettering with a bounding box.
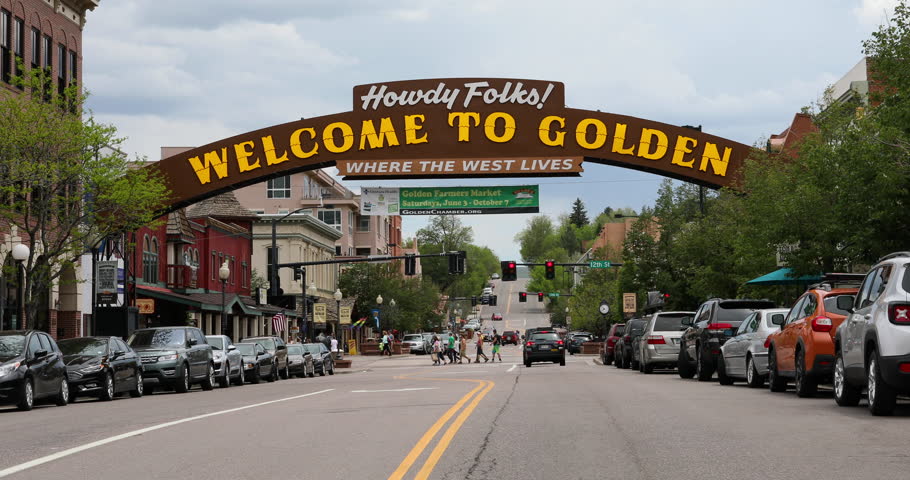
[484,112,516,143]
[637,128,669,160]
[612,123,636,155]
[447,112,480,142]
[538,116,566,147]
[323,122,354,154]
[575,118,607,150]
[699,142,732,176]
[404,114,428,145]
[290,128,319,159]
[671,136,698,168]
[233,141,260,173]
[187,148,230,185]
[359,117,401,150]
[262,135,288,166]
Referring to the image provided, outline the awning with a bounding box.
[745,268,821,286]
[137,286,261,315]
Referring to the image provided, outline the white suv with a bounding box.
[833,252,910,415]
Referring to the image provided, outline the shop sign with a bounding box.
[137,299,155,314]
[314,304,327,324]
[339,306,352,324]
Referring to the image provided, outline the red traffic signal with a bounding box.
[519,292,527,303]
[537,292,545,302]
[545,260,555,279]
[501,260,518,281]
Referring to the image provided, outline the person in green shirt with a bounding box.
[447,334,457,364]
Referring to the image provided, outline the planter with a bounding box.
[581,342,602,355]
[360,342,381,356]
[335,359,352,369]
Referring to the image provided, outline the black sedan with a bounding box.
[235,342,275,384]
[58,336,143,401]
[286,344,315,378]
[0,330,70,411]
[523,331,566,367]
[302,343,335,376]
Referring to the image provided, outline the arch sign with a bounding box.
[150,78,754,210]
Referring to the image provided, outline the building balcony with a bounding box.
[167,265,198,290]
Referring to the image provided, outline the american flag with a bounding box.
[272,313,286,333]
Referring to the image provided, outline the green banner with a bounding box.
[399,185,539,215]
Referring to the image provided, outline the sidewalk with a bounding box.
[335,353,418,372]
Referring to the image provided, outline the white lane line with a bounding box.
[507,364,517,372]
[0,389,334,478]
[351,387,439,393]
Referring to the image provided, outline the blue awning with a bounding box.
[746,268,821,285]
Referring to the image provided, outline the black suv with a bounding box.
[242,336,289,379]
[127,327,215,394]
[678,298,776,381]
[523,330,565,367]
[566,332,593,355]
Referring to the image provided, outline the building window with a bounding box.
[317,209,342,231]
[29,28,38,68]
[348,211,353,234]
[57,43,65,96]
[13,17,22,83]
[355,247,371,256]
[335,245,341,256]
[229,256,235,285]
[267,176,290,198]
[142,236,159,283]
[357,215,370,232]
[241,261,248,288]
[43,35,51,69]
[211,252,217,280]
[1,9,10,83]
[68,50,76,86]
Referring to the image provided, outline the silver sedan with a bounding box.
[717,308,788,387]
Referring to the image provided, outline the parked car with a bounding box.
[523,330,565,367]
[128,327,215,394]
[615,318,647,369]
[766,286,858,396]
[0,330,70,411]
[491,273,500,279]
[834,252,910,415]
[205,335,244,388]
[502,331,520,345]
[242,336,289,380]
[303,343,335,376]
[58,336,143,401]
[491,313,503,321]
[637,312,695,373]
[716,308,788,387]
[403,334,430,354]
[566,332,593,355]
[235,342,275,383]
[601,323,625,366]
[678,298,776,381]
[285,344,315,378]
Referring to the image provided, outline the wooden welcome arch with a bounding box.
[149,78,754,211]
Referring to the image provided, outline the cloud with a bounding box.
[853,0,900,27]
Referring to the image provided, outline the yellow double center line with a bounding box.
[388,375,495,480]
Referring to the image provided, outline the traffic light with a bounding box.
[545,260,555,279]
[404,254,417,276]
[471,296,477,307]
[501,260,517,281]
[538,292,544,302]
[448,251,466,274]
[519,292,527,303]
[490,295,497,306]
[293,267,302,281]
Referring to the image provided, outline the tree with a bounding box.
[338,263,443,332]
[416,215,474,290]
[0,68,168,330]
[568,198,589,228]
[515,216,556,262]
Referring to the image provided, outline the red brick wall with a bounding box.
[57,310,81,339]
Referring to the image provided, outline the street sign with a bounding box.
[137,299,155,314]
[589,260,612,268]
[623,293,637,313]
[547,292,560,298]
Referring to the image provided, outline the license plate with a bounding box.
[539,345,550,351]
[551,348,559,352]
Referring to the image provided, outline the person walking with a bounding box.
[492,329,503,362]
[433,335,447,365]
[384,331,394,356]
[380,331,388,356]
[459,334,471,364]
[446,334,457,364]
[475,333,489,363]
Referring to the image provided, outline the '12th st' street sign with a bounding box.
[589,260,612,268]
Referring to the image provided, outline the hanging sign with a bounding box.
[360,185,539,215]
[96,261,118,304]
[313,304,327,324]
[339,306,352,324]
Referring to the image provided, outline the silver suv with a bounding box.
[638,311,695,373]
[833,252,910,415]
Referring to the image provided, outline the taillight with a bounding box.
[526,341,535,347]
[706,323,733,331]
[811,316,833,332]
[623,335,631,341]
[763,337,772,349]
[556,340,564,345]
[889,304,910,324]
[646,335,666,344]
[899,363,910,373]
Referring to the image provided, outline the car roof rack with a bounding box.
[877,251,910,263]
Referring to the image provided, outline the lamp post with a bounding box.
[333,288,343,337]
[269,207,310,301]
[376,294,383,333]
[219,261,230,337]
[11,244,29,329]
[307,282,317,340]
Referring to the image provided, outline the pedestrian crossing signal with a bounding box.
[537,292,545,302]
[519,292,527,303]
[545,260,555,279]
[448,251,466,275]
[404,254,417,276]
[501,261,517,281]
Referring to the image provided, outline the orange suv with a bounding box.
[766,284,858,397]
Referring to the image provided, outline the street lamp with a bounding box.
[376,294,383,332]
[269,207,310,300]
[333,288,343,337]
[12,244,29,329]
[219,261,230,337]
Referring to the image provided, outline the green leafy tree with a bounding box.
[568,198,589,228]
[515,215,556,262]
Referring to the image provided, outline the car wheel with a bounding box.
[218,362,230,388]
[130,371,144,398]
[615,351,624,369]
[717,354,734,385]
[251,368,261,384]
[867,349,897,416]
[746,355,764,388]
[768,349,787,392]
[328,362,335,375]
[677,345,696,379]
[280,363,290,380]
[833,350,860,406]
[234,366,245,386]
[794,349,817,398]
[100,371,115,401]
[308,364,315,378]
[524,360,531,367]
[643,362,654,374]
[696,346,713,382]
[17,378,34,411]
[55,378,69,406]
[267,365,277,382]
[201,364,216,391]
[175,364,190,393]
[319,363,326,376]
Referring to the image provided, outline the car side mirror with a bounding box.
[277,345,286,350]
[33,349,48,359]
[227,345,236,351]
[836,295,855,313]
[771,314,785,326]
[112,350,126,358]
[188,338,198,346]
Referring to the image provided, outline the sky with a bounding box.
[83,0,900,262]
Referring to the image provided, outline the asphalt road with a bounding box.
[2,278,909,479]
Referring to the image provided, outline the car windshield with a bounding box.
[303,344,323,354]
[531,333,560,341]
[205,337,224,350]
[573,335,592,341]
[59,338,108,356]
[824,295,854,316]
[235,344,256,355]
[629,321,647,334]
[250,338,276,351]
[613,325,625,336]
[403,335,423,341]
[653,314,691,331]
[128,329,185,348]
[0,334,26,357]
[286,345,304,355]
